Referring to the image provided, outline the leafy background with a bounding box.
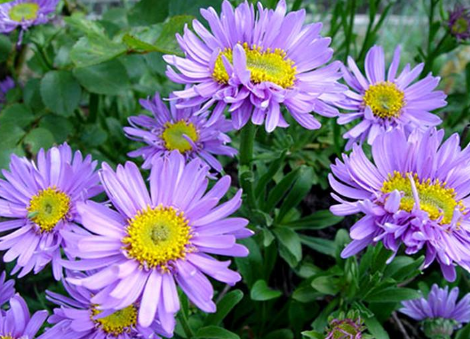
[0,0,470,338]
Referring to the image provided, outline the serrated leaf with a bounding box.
[70,36,127,68]
[0,104,34,128]
[154,15,194,55]
[24,128,55,154]
[40,71,81,116]
[73,60,129,95]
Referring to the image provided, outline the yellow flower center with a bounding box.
[9,3,39,22]
[92,306,137,335]
[363,81,405,119]
[382,172,465,225]
[161,120,198,153]
[123,206,192,270]
[213,42,296,89]
[0,335,14,339]
[27,187,71,232]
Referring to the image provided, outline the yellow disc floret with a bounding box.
[0,335,14,339]
[213,42,296,88]
[27,187,71,232]
[123,205,192,270]
[92,305,137,335]
[161,120,198,153]
[9,3,39,22]
[382,171,465,225]
[363,81,405,119]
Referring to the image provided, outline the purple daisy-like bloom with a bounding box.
[0,293,48,339]
[124,93,236,171]
[338,45,447,149]
[329,128,470,281]
[39,272,167,339]
[448,5,470,40]
[0,0,58,34]
[0,143,102,280]
[0,77,15,107]
[400,284,470,324]
[65,152,251,334]
[164,0,346,132]
[0,272,15,309]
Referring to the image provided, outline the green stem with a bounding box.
[344,0,356,62]
[239,122,258,211]
[177,311,194,338]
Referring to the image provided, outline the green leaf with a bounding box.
[364,317,390,339]
[70,36,127,68]
[273,227,302,267]
[122,34,160,53]
[154,15,194,55]
[466,63,470,99]
[264,168,299,212]
[292,285,322,303]
[23,78,44,109]
[311,275,339,295]
[0,34,11,63]
[0,104,34,128]
[250,280,282,301]
[0,123,25,148]
[280,210,343,230]
[205,290,243,326]
[39,115,74,143]
[128,0,169,26]
[255,151,286,199]
[40,71,81,116]
[277,166,314,220]
[300,235,336,257]
[456,322,470,339]
[73,60,129,95]
[80,124,108,147]
[234,238,263,288]
[195,326,240,339]
[265,329,294,339]
[24,128,55,154]
[365,287,420,303]
[301,331,324,339]
[0,146,25,170]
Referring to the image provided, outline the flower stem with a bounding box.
[239,122,258,211]
[178,310,194,338]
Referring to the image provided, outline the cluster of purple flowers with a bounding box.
[0,0,469,337]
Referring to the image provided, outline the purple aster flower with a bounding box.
[39,272,168,339]
[0,143,102,280]
[400,284,470,338]
[124,93,236,171]
[338,45,447,149]
[0,272,15,309]
[0,77,15,107]
[329,128,470,281]
[0,293,48,339]
[448,5,470,40]
[64,152,251,334]
[164,0,346,132]
[401,284,470,324]
[0,0,59,34]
